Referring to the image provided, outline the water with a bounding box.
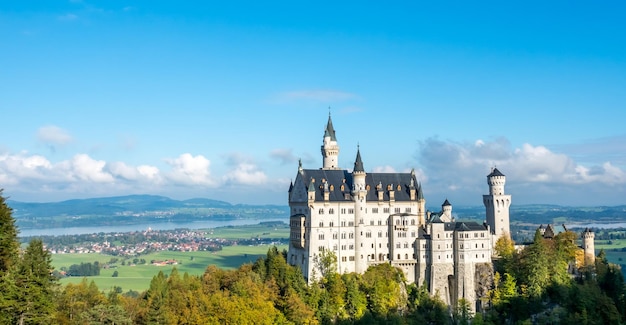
[18,218,289,237]
[567,223,626,230]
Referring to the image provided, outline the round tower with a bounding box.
[483,167,511,243]
[582,228,595,266]
[321,113,340,170]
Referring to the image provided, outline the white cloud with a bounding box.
[164,153,215,186]
[37,125,73,145]
[415,136,626,205]
[223,162,268,185]
[62,154,114,183]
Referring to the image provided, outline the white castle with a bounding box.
[287,114,511,310]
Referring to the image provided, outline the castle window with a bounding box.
[342,256,347,262]
[318,208,324,214]
[372,208,378,213]
[341,245,346,250]
[341,233,346,239]
[482,243,484,248]
[405,207,411,213]
[460,244,464,249]
[378,231,382,238]
[319,222,324,227]
[348,221,354,226]
[437,234,440,239]
[475,244,478,248]
[319,246,324,252]
[349,244,354,250]
[411,219,415,225]
[397,184,401,191]
[371,254,375,260]
[366,184,370,191]
[383,208,390,213]
[396,220,400,225]
[396,243,401,248]
[411,232,416,237]
[318,234,324,240]
[329,208,334,214]
[341,208,346,214]
[474,233,478,238]
[395,208,401,213]
[333,245,337,251]
[348,208,354,214]
[378,220,382,225]
[366,232,372,238]
[370,220,374,225]
[481,233,485,238]
[341,221,346,227]
[404,242,409,248]
[329,221,334,227]
[349,232,354,239]
[333,233,338,239]
[349,256,355,261]
[438,245,440,249]
[341,184,345,191]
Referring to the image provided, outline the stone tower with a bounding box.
[352,147,368,273]
[483,167,511,243]
[582,228,595,266]
[321,113,340,170]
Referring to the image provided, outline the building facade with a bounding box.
[287,115,510,310]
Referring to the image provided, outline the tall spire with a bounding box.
[324,110,337,141]
[353,145,364,173]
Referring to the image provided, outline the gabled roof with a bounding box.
[442,199,451,206]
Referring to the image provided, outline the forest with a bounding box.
[1,191,626,324]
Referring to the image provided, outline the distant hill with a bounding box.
[8,195,289,230]
[6,195,626,230]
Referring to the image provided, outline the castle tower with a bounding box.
[352,147,368,273]
[441,199,452,222]
[483,167,511,243]
[321,113,340,170]
[582,228,595,266]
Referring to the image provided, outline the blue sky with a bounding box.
[1,1,625,207]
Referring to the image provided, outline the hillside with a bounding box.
[7,195,626,230]
[8,195,289,229]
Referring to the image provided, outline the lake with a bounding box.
[18,217,289,237]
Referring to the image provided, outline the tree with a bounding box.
[519,229,550,298]
[361,263,407,318]
[0,189,19,273]
[14,239,58,324]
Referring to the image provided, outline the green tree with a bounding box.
[519,229,550,298]
[0,190,19,273]
[361,263,407,318]
[13,239,58,324]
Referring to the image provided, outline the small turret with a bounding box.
[321,112,340,170]
[582,228,595,266]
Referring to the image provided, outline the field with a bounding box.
[53,244,288,292]
[50,223,290,293]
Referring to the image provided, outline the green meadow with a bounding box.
[53,244,288,292]
[51,223,290,292]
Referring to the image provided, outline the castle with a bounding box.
[287,114,513,310]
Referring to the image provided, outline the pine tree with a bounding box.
[0,190,19,273]
[14,239,57,324]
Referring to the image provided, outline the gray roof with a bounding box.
[488,168,505,177]
[353,148,365,172]
[297,169,419,202]
[324,114,337,141]
[442,199,451,206]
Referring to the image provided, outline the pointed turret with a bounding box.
[353,147,364,172]
[324,113,337,141]
[321,112,340,170]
